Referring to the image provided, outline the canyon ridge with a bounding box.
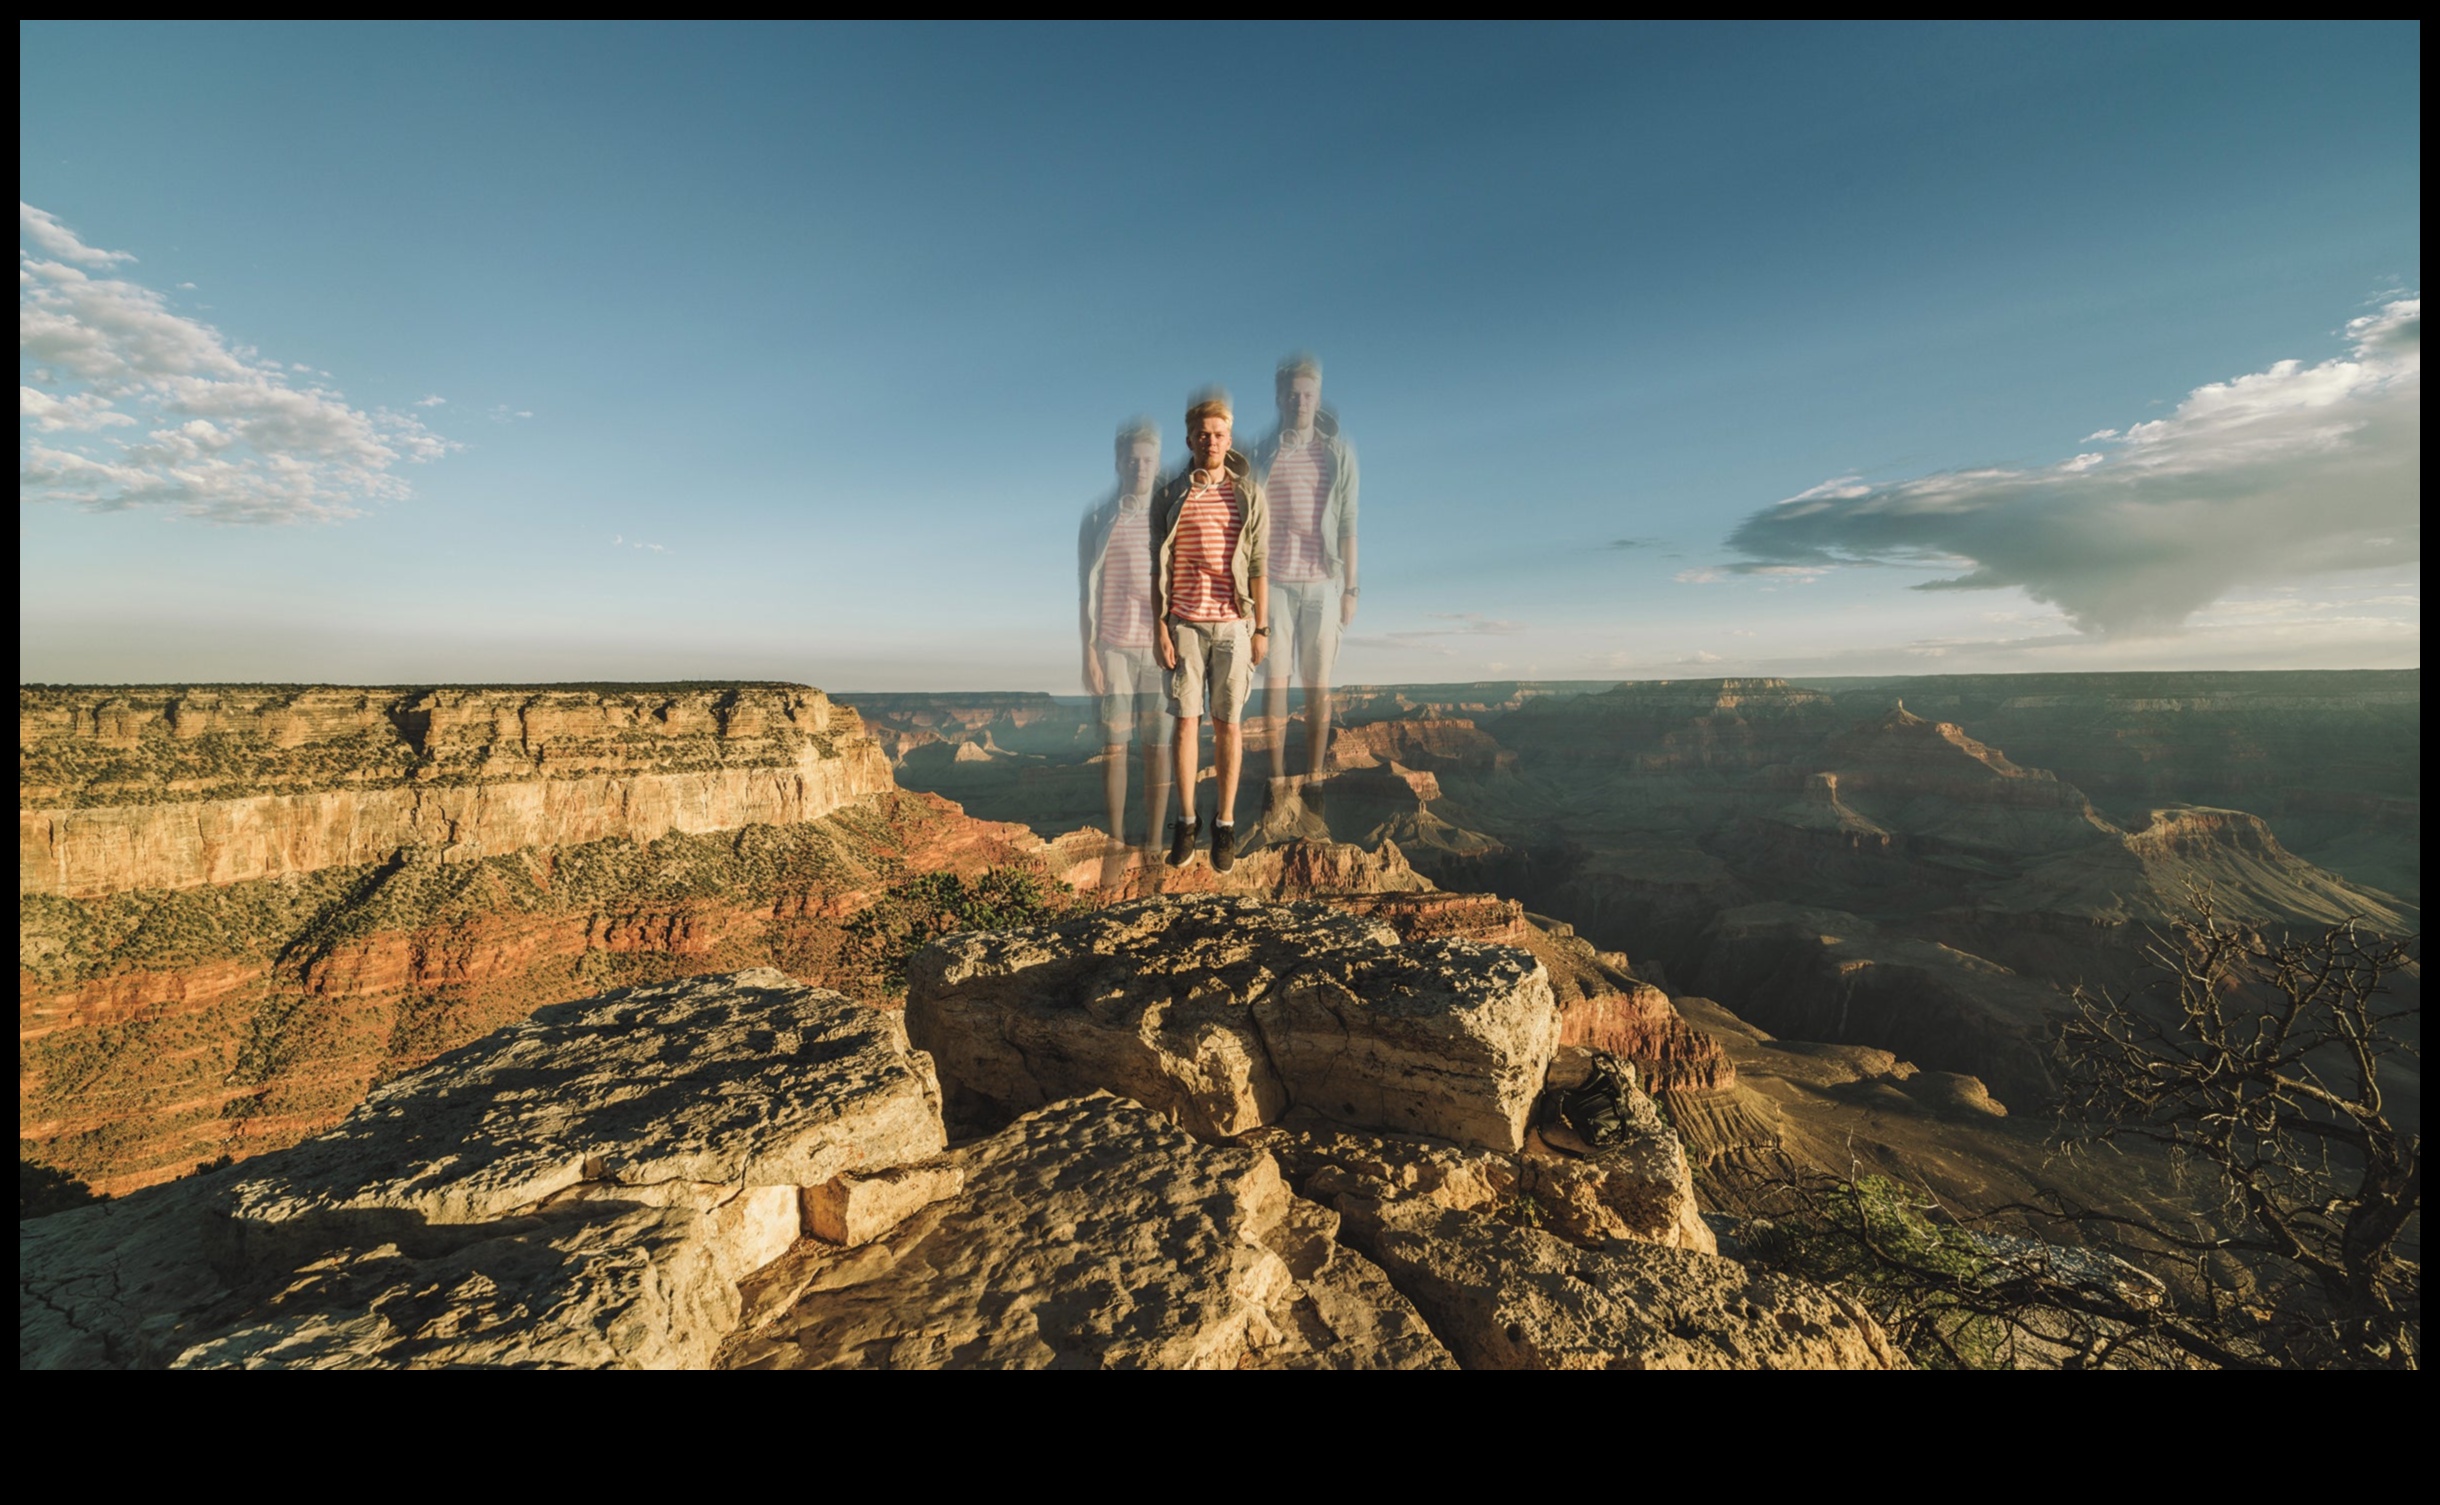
[19,673,2419,1368]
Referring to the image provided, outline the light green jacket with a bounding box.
[1249,409,1358,584]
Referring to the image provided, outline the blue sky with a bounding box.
[19,21,2422,688]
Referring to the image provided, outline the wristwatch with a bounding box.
[1253,625,1270,636]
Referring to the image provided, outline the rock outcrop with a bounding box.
[906,896,1558,1150]
[27,946,1900,1369]
[722,1094,1453,1370]
[1340,1199,1898,1369]
[1329,717,1516,775]
[21,970,947,1369]
[1255,1048,1712,1258]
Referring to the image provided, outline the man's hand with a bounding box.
[1155,622,1177,671]
[1340,592,1358,628]
[1084,656,1108,697]
[1250,628,1269,671]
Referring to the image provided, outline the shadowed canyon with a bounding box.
[19,673,2419,1368]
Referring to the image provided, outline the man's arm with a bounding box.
[1251,574,1270,670]
[1079,508,1108,694]
[1152,488,1177,671]
[1339,442,1360,625]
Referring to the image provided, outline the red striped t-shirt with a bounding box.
[1266,435,1334,582]
[1096,503,1154,651]
[1169,476,1242,623]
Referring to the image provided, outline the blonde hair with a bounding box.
[1185,388,1233,429]
[1276,351,1322,387]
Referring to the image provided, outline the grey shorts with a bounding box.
[1096,644,1173,746]
[1267,577,1343,685]
[1165,616,1253,723]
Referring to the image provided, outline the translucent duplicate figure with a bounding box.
[1250,352,1357,811]
[1079,418,1174,863]
[1152,389,1269,874]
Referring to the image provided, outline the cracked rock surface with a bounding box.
[1340,1197,1902,1369]
[906,896,1557,1151]
[24,914,1900,1370]
[720,1093,1453,1370]
[21,970,944,1369]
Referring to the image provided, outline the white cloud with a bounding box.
[21,385,134,432]
[1726,297,2421,636]
[1674,567,1723,584]
[414,394,446,408]
[19,203,134,266]
[19,204,456,523]
[490,404,533,422]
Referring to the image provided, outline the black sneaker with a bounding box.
[1166,817,1200,868]
[1211,821,1237,873]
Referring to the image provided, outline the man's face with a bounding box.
[1189,415,1231,471]
[1119,441,1159,495]
[1281,374,1320,431]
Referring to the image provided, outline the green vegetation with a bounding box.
[1741,897,2422,1370]
[848,865,1086,994]
[19,1159,104,1221]
[1741,1175,2012,1369]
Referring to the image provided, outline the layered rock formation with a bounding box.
[26,920,1900,1370]
[22,685,893,898]
[18,685,1027,1195]
[1804,670,2420,904]
[1427,679,2413,1109]
[1329,718,1515,775]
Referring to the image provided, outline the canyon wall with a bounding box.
[22,685,894,898]
[869,673,2416,1117]
[17,685,1002,1196]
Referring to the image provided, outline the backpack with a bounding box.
[1550,1053,1638,1147]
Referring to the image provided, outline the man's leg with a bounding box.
[1265,677,1292,783]
[1303,585,1344,788]
[1101,741,1129,845]
[1171,715,1200,827]
[1131,660,1172,849]
[1214,716,1242,826]
[1164,620,1207,865]
[1264,582,1307,789]
[1211,619,1252,838]
[1305,678,1332,782]
[1143,735,1172,850]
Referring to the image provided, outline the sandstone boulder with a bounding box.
[1339,1197,1902,1370]
[21,970,946,1370]
[721,1093,1453,1370]
[906,896,1557,1151]
[1252,1047,1714,1261]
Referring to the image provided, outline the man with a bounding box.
[1249,353,1358,808]
[1153,390,1269,872]
[1078,418,1172,863]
